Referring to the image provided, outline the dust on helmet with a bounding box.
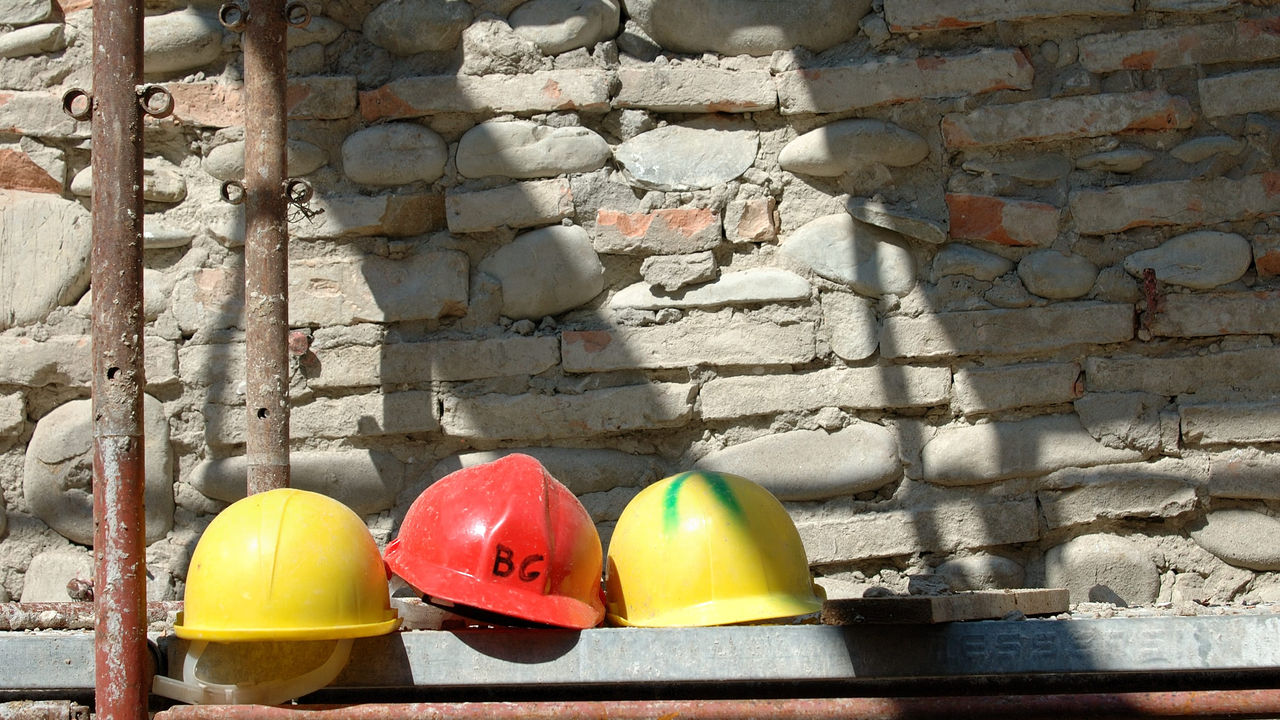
[154,488,399,705]
[604,471,824,627]
[383,453,605,629]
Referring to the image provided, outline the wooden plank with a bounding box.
[821,589,1070,625]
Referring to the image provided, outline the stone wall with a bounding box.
[1,0,1279,610]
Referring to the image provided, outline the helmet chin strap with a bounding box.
[152,639,353,706]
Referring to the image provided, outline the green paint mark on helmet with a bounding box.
[662,471,745,535]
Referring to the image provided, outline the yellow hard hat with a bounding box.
[604,471,824,627]
[174,488,400,641]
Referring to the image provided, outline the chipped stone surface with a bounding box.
[1148,290,1280,338]
[613,118,758,191]
[1199,67,1280,118]
[360,70,612,120]
[1123,231,1252,290]
[779,119,928,177]
[1070,173,1280,235]
[342,123,447,185]
[1086,346,1280,396]
[639,251,717,291]
[1044,534,1160,606]
[694,424,900,501]
[1181,399,1280,446]
[953,361,1080,416]
[781,214,917,298]
[446,178,573,233]
[1190,509,1280,571]
[441,381,695,440]
[616,67,776,113]
[609,267,810,310]
[291,248,468,325]
[885,0,1133,31]
[1039,460,1201,530]
[190,451,404,514]
[846,197,947,245]
[623,0,870,56]
[23,396,174,546]
[882,303,1134,359]
[943,91,1194,147]
[456,120,610,179]
[700,365,950,419]
[0,191,90,331]
[0,390,23,438]
[478,224,604,319]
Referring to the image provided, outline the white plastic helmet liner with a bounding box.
[152,639,352,705]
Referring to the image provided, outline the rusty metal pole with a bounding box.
[242,0,291,495]
[89,0,149,710]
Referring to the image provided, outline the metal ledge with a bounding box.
[5,616,1280,698]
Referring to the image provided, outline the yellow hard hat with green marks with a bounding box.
[604,471,823,627]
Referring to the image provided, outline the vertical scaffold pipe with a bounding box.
[89,0,149,712]
[242,0,291,495]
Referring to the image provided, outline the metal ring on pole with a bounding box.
[221,180,246,205]
[285,1,311,28]
[61,88,93,121]
[285,178,313,205]
[137,85,175,119]
[218,1,248,31]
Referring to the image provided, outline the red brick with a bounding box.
[593,208,723,255]
[946,193,1060,247]
[0,149,60,194]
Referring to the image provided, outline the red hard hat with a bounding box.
[384,453,605,629]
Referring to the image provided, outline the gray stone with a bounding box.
[885,0,1133,30]
[207,391,441,445]
[1181,399,1280,446]
[0,23,63,58]
[561,316,815,371]
[509,0,620,54]
[342,123,447,186]
[700,365,949,420]
[287,15,344,48]
[1086,346,1280,397]
[143,9,225,76]
[1043,534,1160,606]
[1171,135,1244,164]
[640,251,717,291]
[622,0,870,56]
[613,118,758,191]
[0,0,53,26]
[1071,174,1280,235]
[1123,231,1252,290]
[456,120,610,179]
[1199,68,1280,118]
[0,191,91,332]
[823,291,878,362]
[781,214,917,298]
[142,223,195,250]
[1018,250,1098,300]
[0,390,22,438]
[845,197,948,246]
[1209,448,1280,500]
[797,497,1039,564]
[440,381,695,440]
[931,243,1014,283]
[881,302,1134,360]
[364,0,471,55]
[581,486,643,524]
[189,451,404,515]
[953,361,1081,417]
[1190,509,1280,571]
[23,396,174,547]
[478,224,604,320]
[446,179,574,233]
[694,424,900,501]
[610,268,810,310]
[943,91,1192,148]
[615,66,776,113]
[310,335,560,387]
[935,554,1025,591]
[780,120,928,177]
[1150,290,1280,338]
[171,266,244,334]
[290,248,468,325]
[71,157,188,204]
[202,139,328,182]
[1039,460,1201,530]
[962,155,1072,185]
[362,70,611,119]
[20,548,93,603]
[1076,148,1154,173]
[920,414,1146,486]
[434,448,667,496]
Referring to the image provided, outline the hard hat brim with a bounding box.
[394,562,604,630]
[173,611,401,641]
